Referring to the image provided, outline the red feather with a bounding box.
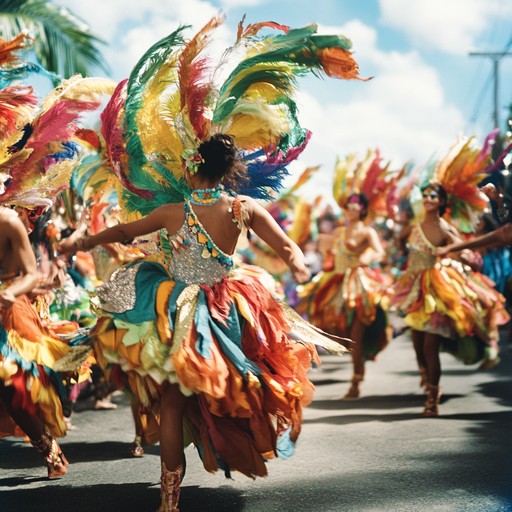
[178,16,222,140]
[100,79,153,198]
[0,85,37,137]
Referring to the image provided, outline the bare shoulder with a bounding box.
[440,218,459,236]
[152,203,184,219]
[0,208,25,233]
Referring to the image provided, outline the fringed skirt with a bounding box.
[91,260,326,478]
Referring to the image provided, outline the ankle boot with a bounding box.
[30,431,69,478]
[343,373,364,400]
[422,384,441,417]
[157,462,183,512]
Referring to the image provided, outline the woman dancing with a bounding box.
[393,138,510,417]
[60,16,365,511]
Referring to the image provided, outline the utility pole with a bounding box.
[469,50,512,129]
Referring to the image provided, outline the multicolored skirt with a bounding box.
[298,265,391,360]
[392,258,509,363]
[0,295,73,438]
[91,260,328,478]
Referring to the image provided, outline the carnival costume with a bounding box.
[84,16,365,491]
[300,149,395,360]
[392,136,510,365]
[0,34,114,476]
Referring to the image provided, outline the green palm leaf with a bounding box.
[0,0,107,79]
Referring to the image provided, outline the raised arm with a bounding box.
[436,224,512,257]
[58,205,171,254]
[247,199,310,283]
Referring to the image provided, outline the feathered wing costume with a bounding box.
[0,35,116,440]
[392,134,509,365]
[299,149,395,360]
[91,16,363,478]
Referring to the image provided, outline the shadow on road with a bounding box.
[0,481,247,512]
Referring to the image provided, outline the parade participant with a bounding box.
[0,206,71,478]
[59,16,365,511]
[393,137,510,417]
[0,31,115,476]
[300,150,396,399]
[61,132,350,509]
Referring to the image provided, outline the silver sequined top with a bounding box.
[161,200,233,286]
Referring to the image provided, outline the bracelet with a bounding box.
[497,207,510,224]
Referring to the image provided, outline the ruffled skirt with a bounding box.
[392,259,509,363]
[0,295,72,438]
[92,261,320,478]
[298,266,391,360]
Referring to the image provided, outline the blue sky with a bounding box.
[59,0,512,200]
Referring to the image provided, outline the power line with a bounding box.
[469,50,512,129]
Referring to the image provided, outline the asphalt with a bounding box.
[1,322,511,512]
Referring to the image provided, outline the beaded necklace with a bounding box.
[189,185,223,205]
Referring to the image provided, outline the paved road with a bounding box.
[1,327,511,512]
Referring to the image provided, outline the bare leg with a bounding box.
[422,333,442,417]
[0,384,45,440]
[157,382,188,511]
[0,384,68,478]
[423,333,441,387]
[130,399,145,457]
[412,329,427,389]
[159,382,188,470]
[350,316,366,377]
[343,316,366,399]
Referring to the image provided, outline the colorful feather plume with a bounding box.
[0,73,116,208]
[103,15,367,215]
[430,133,494,233]
[333,149,396,220]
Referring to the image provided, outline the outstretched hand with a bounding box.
[292,265,311,284]
[0,289,16,309]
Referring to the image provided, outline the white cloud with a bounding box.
[220,0,267,7]
[379,0,512,55]
[288,36,466,201]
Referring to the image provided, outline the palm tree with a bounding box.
[0,0,108,79]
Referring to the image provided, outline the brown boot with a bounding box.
[157,462,183,512]
[422,384,441,417]
[343,374,364,400]
[30,431,69,479]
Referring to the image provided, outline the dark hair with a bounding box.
[196,134,248,190]
[420,182,447,216]
[347,193,369,220]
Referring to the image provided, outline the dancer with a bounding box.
[393,137,510,417]
[60,133,348,508]
[0,206,71,478]
[59,16,364,511]
[299,150,395,399]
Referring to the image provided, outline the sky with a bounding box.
[58,0,512,202]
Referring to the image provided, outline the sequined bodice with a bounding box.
[334,229,360,272]
[406,225,437,273]
[161,200,233,285]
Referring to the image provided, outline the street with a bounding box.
[1,327,511,512]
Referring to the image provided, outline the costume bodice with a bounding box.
[406,224,437,273]
[160,199,234,285]
[334,228,361,272]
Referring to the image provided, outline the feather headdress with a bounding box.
[103,15,367,216]
[333,148,396,220]
[0,74,116,209]
[423,133,495,233]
